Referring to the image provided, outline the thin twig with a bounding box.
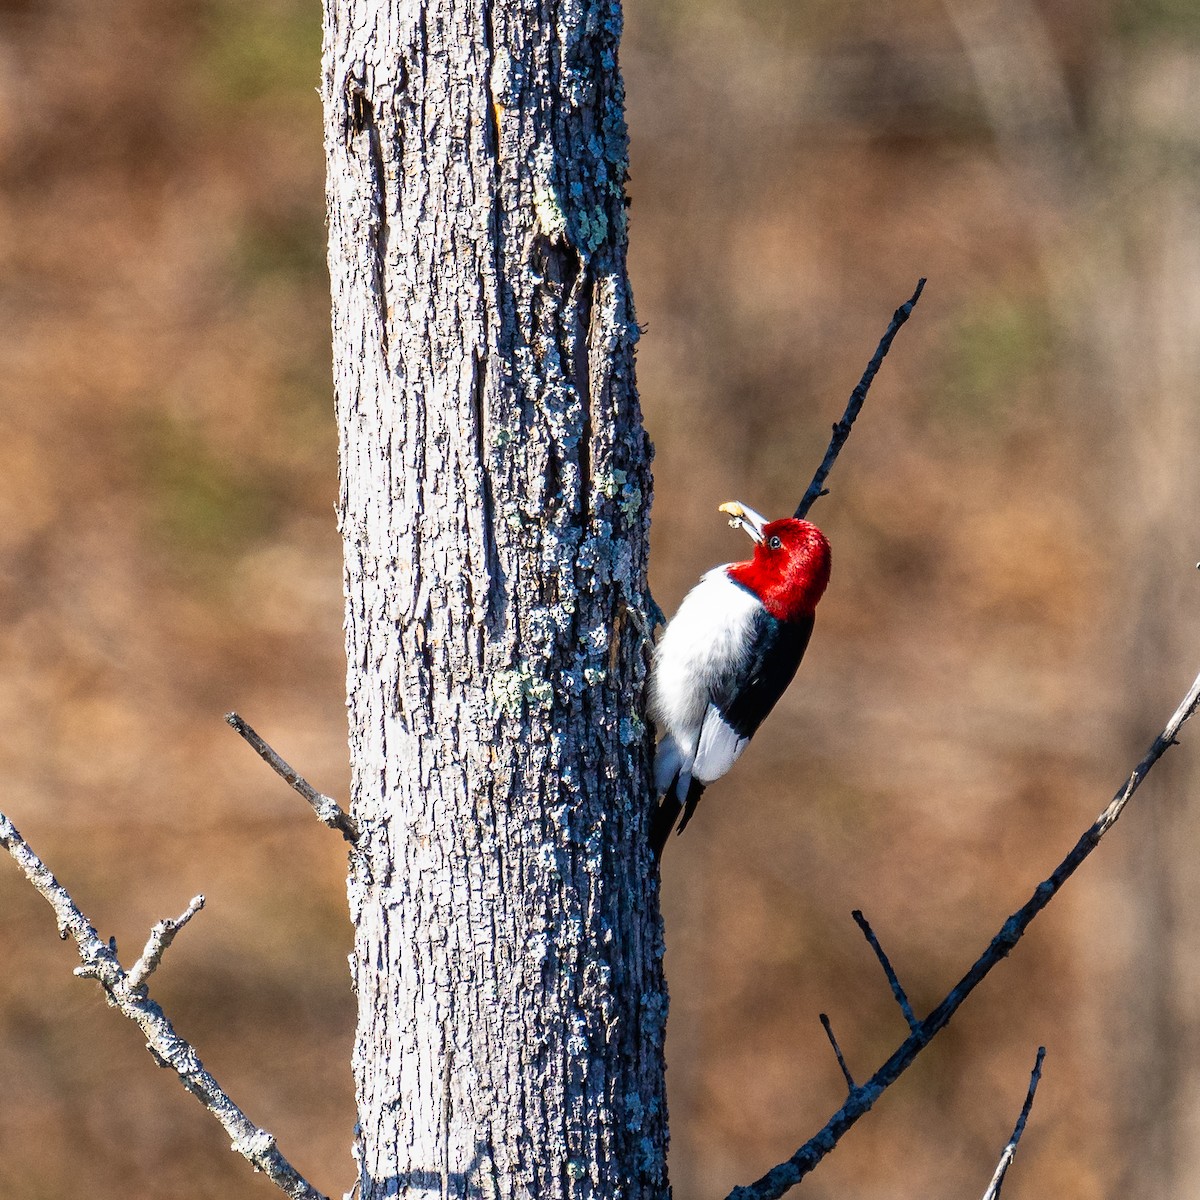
[794,278,926,520]
[727,667,1200,1200]
[127,894,206,991]
[225,712,358,842]
[981,1047,1046,1200]
[818,1014,856,1093]
[852,910,919,1032]
[0,812,330,1200]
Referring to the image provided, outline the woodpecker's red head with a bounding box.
[719,501,831,623]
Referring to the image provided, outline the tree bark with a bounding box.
[320,4,668,1199]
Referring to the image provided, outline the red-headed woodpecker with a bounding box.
[648,501,831,857]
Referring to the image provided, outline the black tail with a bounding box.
[649,795,682,861]
[676,778,706,835]
[649,779,707,861]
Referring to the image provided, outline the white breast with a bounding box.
[649,568,761,794]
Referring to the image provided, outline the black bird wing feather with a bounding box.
[653,610,815,856]
[693,609,814,778]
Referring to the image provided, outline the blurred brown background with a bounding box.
[1,0,1198,1197]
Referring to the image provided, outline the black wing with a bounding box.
[651,611,814,857]
[713,609,814,739]
[690,611,814,785]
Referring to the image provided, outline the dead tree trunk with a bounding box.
[320,3,668,1199]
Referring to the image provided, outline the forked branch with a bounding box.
[981,1047,1046,1200]
[727,667,1200,1200]
[794,278,926,520]
[818,1013,856,1093]
[852,910,919,1032]
[127,893,206,991]
[0,812,330,1200]
[225,712,358,842]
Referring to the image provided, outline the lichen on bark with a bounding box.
[321,1,668,1197]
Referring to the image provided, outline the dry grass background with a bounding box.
[1,1,1198,1197]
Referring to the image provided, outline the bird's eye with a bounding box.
[768,535,782,550]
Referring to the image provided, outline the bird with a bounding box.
[647,500,831,857]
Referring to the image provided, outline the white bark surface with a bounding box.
[321,3,667,1198]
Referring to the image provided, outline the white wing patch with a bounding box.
[692,706,750,785]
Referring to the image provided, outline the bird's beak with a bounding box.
[718,501,768,544]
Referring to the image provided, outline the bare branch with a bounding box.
[852,910,919,1032]
[727,667,1200,1200]
[0,811,331,1200]
[127,894,206,991]
[225,712,358,842]
[794,278,926,520]
[981,1046,1046,1200]
[818,1013,856,1093]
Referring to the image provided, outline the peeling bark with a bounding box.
[321,3,668,1198]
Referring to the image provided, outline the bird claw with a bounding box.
[625,597,665,650]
